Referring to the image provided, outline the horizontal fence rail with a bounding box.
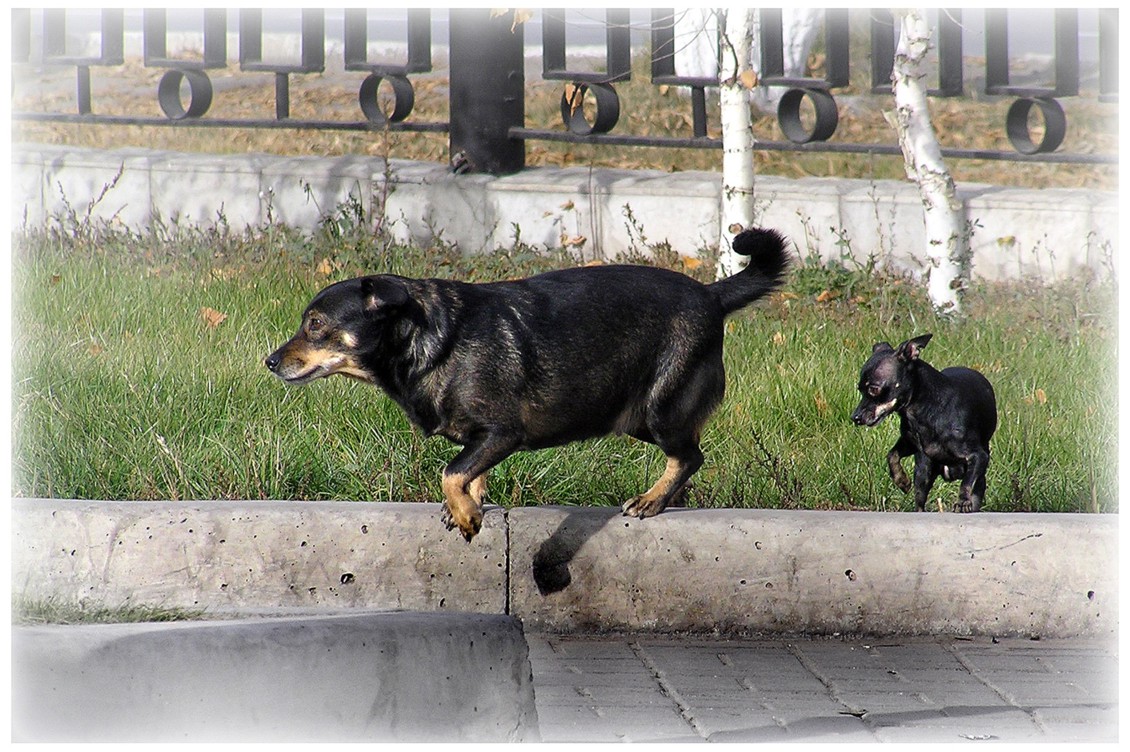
[11,8,1119,175]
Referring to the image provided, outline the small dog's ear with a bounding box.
[896,333,933,362]
[872,341,894,354]
[361,277,409,317]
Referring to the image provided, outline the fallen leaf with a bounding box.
[816,289,838,303]
[740,69,759,89]
[563,84,582,115]
[510,8,532,32]
[772,331,786,347]
[813,394,829,418]
[200,306,227,329]
[561,235,587,248]
[560,200,575,211]
[315,257,336,276]
[49,274,62,285]
[87,343,104,357]
[679,255,703,271]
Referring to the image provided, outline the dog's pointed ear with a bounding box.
[360,276,410,317]
[896,333,932,362]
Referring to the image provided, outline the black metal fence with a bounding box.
[11,8,1119,176]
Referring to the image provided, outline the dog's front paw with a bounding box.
[952,498,982,513]
[441,504,482,541]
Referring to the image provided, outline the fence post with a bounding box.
[448,9,525,175]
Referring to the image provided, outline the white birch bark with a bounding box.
[890,9,967,314]
[716,7,756,279]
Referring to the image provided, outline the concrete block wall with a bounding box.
[12,143,1118,282]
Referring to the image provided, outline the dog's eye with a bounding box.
[867,385,882,398]
[306,317,326,335]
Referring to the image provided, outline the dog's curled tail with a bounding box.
[711,227,791,315]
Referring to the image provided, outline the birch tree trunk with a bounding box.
[716,7,756,279]
[890,9,967,314]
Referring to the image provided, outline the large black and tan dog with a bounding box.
[265,228,790,540]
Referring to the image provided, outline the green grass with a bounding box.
[12,595,206,625]
[11,212,1117,514]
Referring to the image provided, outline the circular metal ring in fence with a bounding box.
[358,73,415,125]
[1005,97,1066,155]
[560,83,619,136]
[157,69,213,120]
[777,88,839,144]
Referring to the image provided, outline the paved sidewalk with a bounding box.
[527,633,1119,743]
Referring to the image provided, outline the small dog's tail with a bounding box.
[710,228,790,315]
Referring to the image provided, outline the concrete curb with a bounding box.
[12,611,539,742]
[11,498,1118,638]
[509,506,1117,637]
[12,498,507,613]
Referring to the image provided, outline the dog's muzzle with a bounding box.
[852,398,897,427]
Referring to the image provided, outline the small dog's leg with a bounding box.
[623,448,703,519]
[911,453,938,512]
[954,450,989,513]
[887,437,914,493]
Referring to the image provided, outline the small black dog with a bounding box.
[851,334,997,512]
[266,228,790,540]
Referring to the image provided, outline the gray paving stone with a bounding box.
[527,634,1119,743]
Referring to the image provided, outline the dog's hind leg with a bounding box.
[622,445,704,519]
[624,352,719,519]
[441,434,517,541]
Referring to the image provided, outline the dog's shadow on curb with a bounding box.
[530,508,622,595]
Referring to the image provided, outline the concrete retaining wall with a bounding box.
[12,611,539,742]
[12,143,1118,283]
[12,498,1117,639]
